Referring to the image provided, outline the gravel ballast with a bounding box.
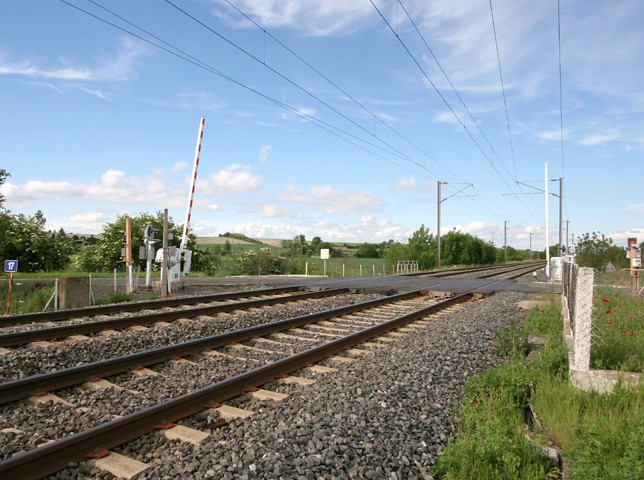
[18,289,535,480]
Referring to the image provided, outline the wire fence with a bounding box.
[0,278,58,315]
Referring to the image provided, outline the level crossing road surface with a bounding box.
[179,272,560,295]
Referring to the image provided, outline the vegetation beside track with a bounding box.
[433,288,643,480]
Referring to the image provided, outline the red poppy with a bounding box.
[628,314,633,318]
[602,298,610,303]
[605,310,612,314]
[608,321,614,325]
[540,309,545,314]
[626,331,632,336]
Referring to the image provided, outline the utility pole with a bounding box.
[437,181,442,269]
[545,162,550,277]
[529,232,534,259]
[551,177,564,253]
[565,220,570,251]
[504,220,508,263]
[436,181,473,269]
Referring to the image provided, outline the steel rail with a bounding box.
[405,261,544,278]
[0,292,473,480]
[0,288,350,348]
[0,286,304,326]
[0,289,427,404]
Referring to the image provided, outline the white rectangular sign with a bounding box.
[320,248,330,260]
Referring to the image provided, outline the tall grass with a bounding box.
[591,286,643,372]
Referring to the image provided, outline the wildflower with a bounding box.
[628,314,633,318]
[614,294,619,298]
[608,321,614,326]
[471,399,478,404]
[626,331,632,336]
[602,297,610,303]
[605,309,612,314]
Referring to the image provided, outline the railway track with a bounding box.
[0,263,543,479]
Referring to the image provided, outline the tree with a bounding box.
[0,169,8,209]
[0,210,75,272]
[383,241,409,267]
[355,243,381,258]
[441,230,496,266]
[75,211,204,273]
[408,224,436,269]
[576,232,629,271]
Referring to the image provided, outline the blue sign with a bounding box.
[4,260,18,273]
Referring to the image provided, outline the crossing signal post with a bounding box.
[628,238,641,295]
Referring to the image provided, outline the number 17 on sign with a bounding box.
[4,260,18,314]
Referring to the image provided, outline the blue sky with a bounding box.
[1,0,642,250]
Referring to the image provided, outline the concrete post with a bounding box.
[572,267,594,371]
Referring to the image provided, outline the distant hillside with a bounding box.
[197,237,257,246]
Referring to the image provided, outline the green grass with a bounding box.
[434,293,643,480]
[591,286,643,372]
[0,278,57,314]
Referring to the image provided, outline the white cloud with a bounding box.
[211,0,375,36]
[67,212,108,223]
[201,164,262,195]
[389,177,435,192]
[390,177,417,191]
[278,184,383,215]
[258,145,272,162]
[2,169,180,209]
[0,37,153,88]
[579,132,620,146]
[262,204,288,217]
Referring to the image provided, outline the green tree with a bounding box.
[576,232,629,271]
[77,211,206,273]
[383,241,409,267]
[0,169,8,208]
[355,242,381,258]
[408,224,436,269]
[0,210,74,272]
[310,236,322,254]
[232,248,288,275]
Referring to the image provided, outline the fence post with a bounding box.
[572,267,594,371]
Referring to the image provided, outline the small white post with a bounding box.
[372,265,375,276]
[360,265,363,276]
[113,269,117,292]
[305,262,308,276]
[54,278,58,311]
[342,264,345,277]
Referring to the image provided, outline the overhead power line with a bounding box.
[372,0,542,223]
[163,0,452,181]
[59,0,439,180]
[219,0,460,183]
[488,0,517,181]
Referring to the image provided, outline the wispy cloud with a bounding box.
[210,0,375,36]
[258,145,272,162]
[0,37,153,87]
